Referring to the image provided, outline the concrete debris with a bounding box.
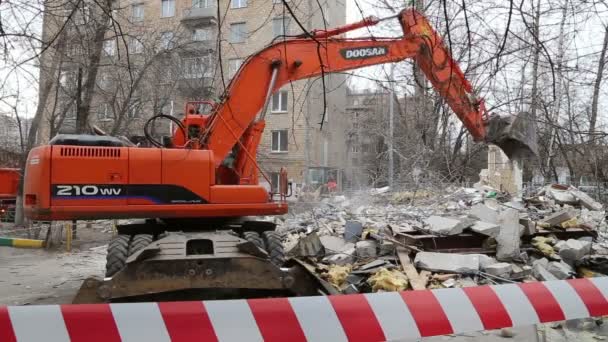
[288,232,324,258]
[546,261,574,280]
[484,262,512,278]
[355,240,377,259]
[558,239,592,265]
[414,252,479,273]
[442,278,457,288]
[278,183,604,294]
[470,203,500,223]
[543,208,577,227]
[319,235,350,252]
[511,264,532,279]
[424,215,474,235]
[533,263,558,281]
[470,221,501,238]
[367,268,409,292]
[496,208,521,261]
[569,186,604,211]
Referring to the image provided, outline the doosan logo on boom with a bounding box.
[341,46,389,60]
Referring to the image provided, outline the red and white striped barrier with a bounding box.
[2,278,608,342]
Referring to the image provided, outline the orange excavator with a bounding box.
[23,9,537,302]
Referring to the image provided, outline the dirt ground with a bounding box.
[0,222,111,305]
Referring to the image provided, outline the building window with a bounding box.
[229,22,247,43]
[228,58,243,78]
[350,144,359,153]
[97,104,112,121]
[128,98,141,118]
[160,31,174,50]
[182,56,212,79]
[231,0,247,8]
[97,72,111,89]
[271,130,288,152]
[131,4,144,22]
[129,37,144,54]
[161,0,175,17]
[193,0,215,7]
[272,17,291,37]
[192,28,211,41]
[271,91,288,113]
[59,71,76,90]
[102,39,115,56]
[269,172,280,192]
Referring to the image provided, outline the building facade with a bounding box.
[38,0,348,187]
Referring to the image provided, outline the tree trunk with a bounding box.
[589,25,608,136]
[545,0,569,180]
[529,0,542,121]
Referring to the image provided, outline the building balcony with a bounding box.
[181,7,217,26]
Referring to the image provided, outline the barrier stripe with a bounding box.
[518,282,566,322]
[4,278,608,341]
[568,278,608,316]
[364,292,421,340]
[289,296,348,342]
[329,294,386,342]
[205,299,264,342]
[0,306,16,342]
[61,304,120,342]
[248,298,307,342]
[8,305,70,342]
[544,280,589,319]
[158,301,218,342]
[400,290,453,336]
[491,283,540,326]
[462,285,512,330]
[110,303,171,342]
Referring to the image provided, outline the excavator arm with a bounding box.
[202,9,486,170]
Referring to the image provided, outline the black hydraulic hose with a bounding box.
[144,114,187,148]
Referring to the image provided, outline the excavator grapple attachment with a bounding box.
[485,112,538,160]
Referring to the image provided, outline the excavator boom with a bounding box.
[202,9,536,172]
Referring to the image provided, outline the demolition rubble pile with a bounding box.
[276,184,608,293]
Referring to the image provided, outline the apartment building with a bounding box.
[38,0,348,188]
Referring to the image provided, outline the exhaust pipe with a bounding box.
[485,112,538,160]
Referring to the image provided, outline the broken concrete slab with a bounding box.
[470,221,501,238]
[543,208,577,226]
[344,221,363,242]
[414,252,479,273]
[484,262,512,278]
[288,232,325,258]
[496,208,521,261]
[533,263,558,281]
[546,261,574,279]
[546,186,578,205]
[319,235,350,252]
[323,249,355,265]
[477,254,499,270]
[355,240,377,259]
[558,239,592,265]
[511,264,532,279]
[470,202,500,223]
[569,187,603,211]
[424,216,473,235]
